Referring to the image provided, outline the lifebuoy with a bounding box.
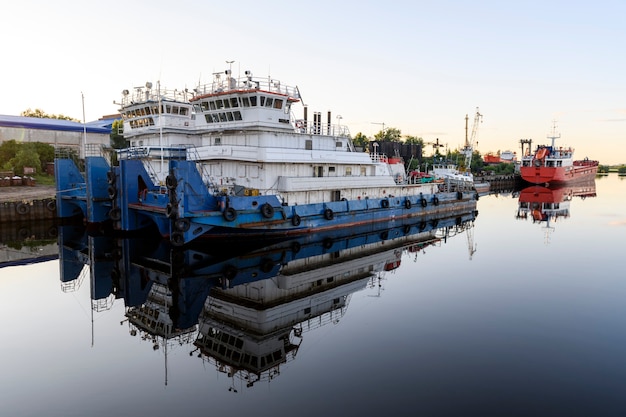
[404,199,412,209]
[381,199,390,208]
[223,207,237,222]
[174,218,190,232]
[433,196,439,206]
[46,200,56,212]
[324,208,334,220]
[292,213,301,226]
[420,198,427,207]
[16,203,30,215]
[261,203,274,218]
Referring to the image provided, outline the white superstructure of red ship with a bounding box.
[520,123,598,185]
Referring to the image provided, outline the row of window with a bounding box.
[124,103,190,119]
[198,330,283,368]
[205,111,243,123]
[313,166,367,176]
[197,95,284,111]
[128,118,155,128]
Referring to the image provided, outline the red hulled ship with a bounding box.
[519,123,598,185]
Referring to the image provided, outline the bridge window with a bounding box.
[241,97,250,107]
[230,98,239,107]
[250,96,257,106]
[273,99,283,109]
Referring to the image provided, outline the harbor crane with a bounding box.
[462,107,483,172]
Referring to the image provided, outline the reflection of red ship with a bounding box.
[516,181,596,242]
[519,123,598,185]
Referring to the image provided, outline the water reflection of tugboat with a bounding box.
[189,213,477,390]
[516,180,596,242]
[57,207,478,387]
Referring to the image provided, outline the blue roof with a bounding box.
[0,114,115,134]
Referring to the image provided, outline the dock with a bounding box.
[0,185,57,223]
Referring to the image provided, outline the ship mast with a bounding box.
[548,120,560,149]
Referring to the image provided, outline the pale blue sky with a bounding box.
[1,0,624,164]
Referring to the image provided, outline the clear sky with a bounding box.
[1,0,624,164]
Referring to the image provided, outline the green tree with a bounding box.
[110,119,127,149]
[0,140,20,166]
[374,127,402,142]
[20,108,80,122]
[352,132,370,151]
[404,135,424,145]
[33,142,55,173]
[9,143,41,175]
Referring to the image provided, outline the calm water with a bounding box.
[1,174,625,417]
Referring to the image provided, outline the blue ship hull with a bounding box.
[55,156,478,246]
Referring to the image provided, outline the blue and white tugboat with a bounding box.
[55,64,478,245]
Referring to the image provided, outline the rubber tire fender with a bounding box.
[223,207,237,222]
